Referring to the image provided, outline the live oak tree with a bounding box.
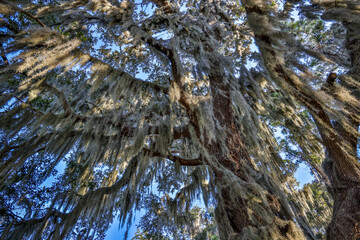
[0,0,359,239]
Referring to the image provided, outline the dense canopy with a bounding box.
[0,0,359,239]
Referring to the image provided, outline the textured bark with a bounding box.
[203,64,305,240]
[209,129,306,240]
[323,132,360,239]
[326,183,360,239]
[322,5,360,240]
[214,179,306,240]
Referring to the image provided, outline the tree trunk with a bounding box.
[214,173,306,240]
[326,181,360,239]
[324,118,360,240]
[204,63,306,240]
[322,10,360,240]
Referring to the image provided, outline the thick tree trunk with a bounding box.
[204,63,306,240]
[323,10,360,240]
[326,181,360,239]
[324,118,360,240]
[324,121,360,240]
[214,173,306,240]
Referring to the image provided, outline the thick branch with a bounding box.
[74,50,169,94]
[142,148,202,166]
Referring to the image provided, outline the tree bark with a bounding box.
[321,6,360,240]
[203,61,306,240]
[326,180,360,239]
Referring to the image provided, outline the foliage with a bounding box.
[133,193,218,240]
[0,0,359,239]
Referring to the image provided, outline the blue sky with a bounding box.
[105,210,144,240]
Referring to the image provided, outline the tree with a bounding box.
[0,0,359,239]
[132,194,218,240]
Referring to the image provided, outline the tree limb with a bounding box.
[142,148,202,166]
[73,50,169,94]
[1,1,47,28]
[41,83,87,120]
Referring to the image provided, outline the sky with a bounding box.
[106,210,144,240]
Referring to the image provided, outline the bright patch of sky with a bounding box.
[295,163,314,188]
[106,209,145,240]
[40,160,67,188]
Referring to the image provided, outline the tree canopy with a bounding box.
[0,0,359,239]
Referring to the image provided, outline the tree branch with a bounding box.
[73,50,169,94]
[10,154,141,239]
[41,83,87,120]
[142,148,202,166]
[1,1,47,28]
